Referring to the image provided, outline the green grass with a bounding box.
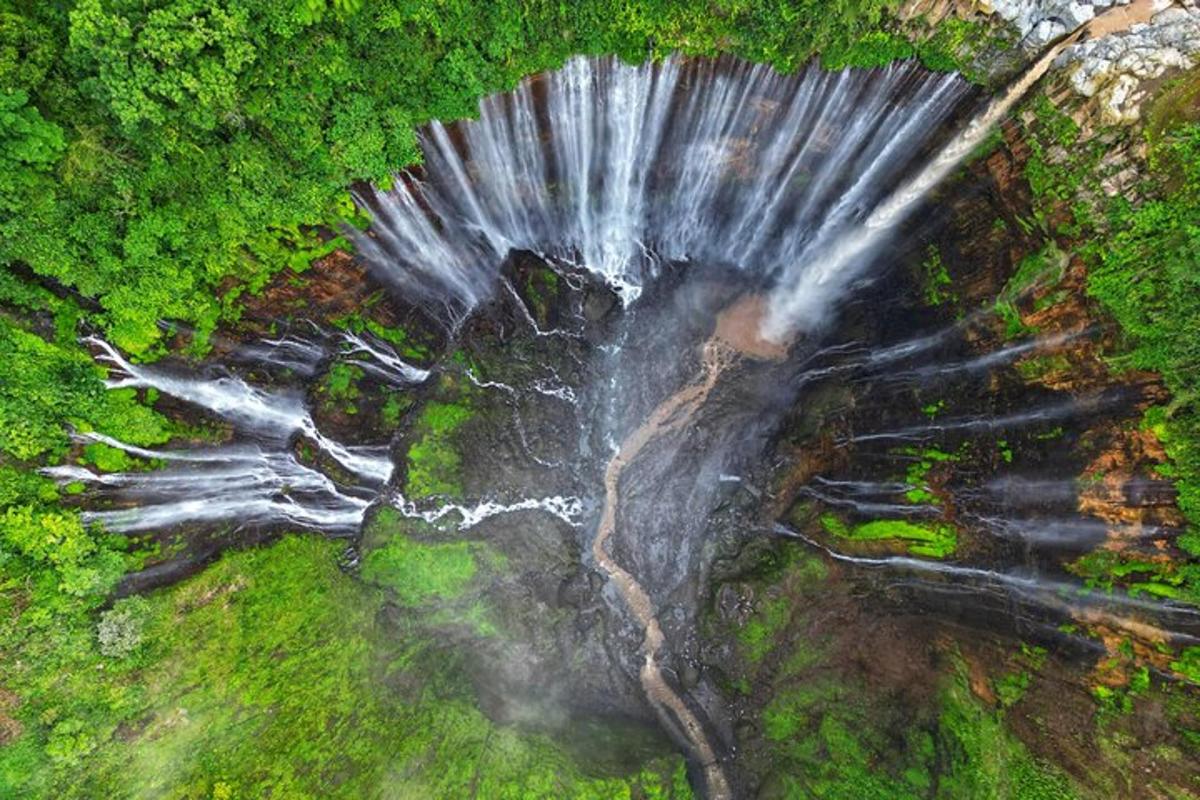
[361,524,479,606]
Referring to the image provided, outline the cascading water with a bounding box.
[351,56,971,317]
[51,11,1193,794]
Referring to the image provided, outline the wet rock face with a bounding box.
[347,121,1194,781]
[361,253,811,759]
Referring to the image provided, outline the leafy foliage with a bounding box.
[0,0,927,356]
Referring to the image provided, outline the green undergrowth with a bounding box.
[0,534,693,798]
[822,513,958,558]
[0,315,169,462]
[1069,548,1200,609]
[1023,95,1110,234]
[727,547,1088,798]
[821,16,1011,82]
[755,628,1076,798]
[994,242,1067,339]
[0,306,171,622]
[1012,77,1200,609]
[1086,122,1200,542]
[363,530,479,605]
[993,644,1048,709]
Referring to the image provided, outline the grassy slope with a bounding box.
[1,535,693,798]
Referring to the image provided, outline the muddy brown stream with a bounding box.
[591,296,785,798]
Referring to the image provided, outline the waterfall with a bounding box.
[352,56,971,318]
[761,28,1089,338]
[44,435,370,533]
[84,336,394,484]
[49,339,394,535]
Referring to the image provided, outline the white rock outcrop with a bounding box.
[982,0,1200,123]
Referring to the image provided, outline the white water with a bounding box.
[338,330,431,385]
[85,336,393,484]
[776,524,1200,641]
[45,434,369,533]
[848,392,1114,444]
[236,333,328,376]
[353,56,969,317]
[390,492,585,530]
[880,330,1083,384]
[51,336,398,533]
[762,33,1084,338]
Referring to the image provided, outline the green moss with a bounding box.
[902,448,957,506]
[739,596,792,664]
[380,392,412,427]
[1033,426,1065,441]
[405,400,474,499]
[522,266,563,325]
[824,516,958,559]
[820,512,850,538]
[1171,647,1200,684]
